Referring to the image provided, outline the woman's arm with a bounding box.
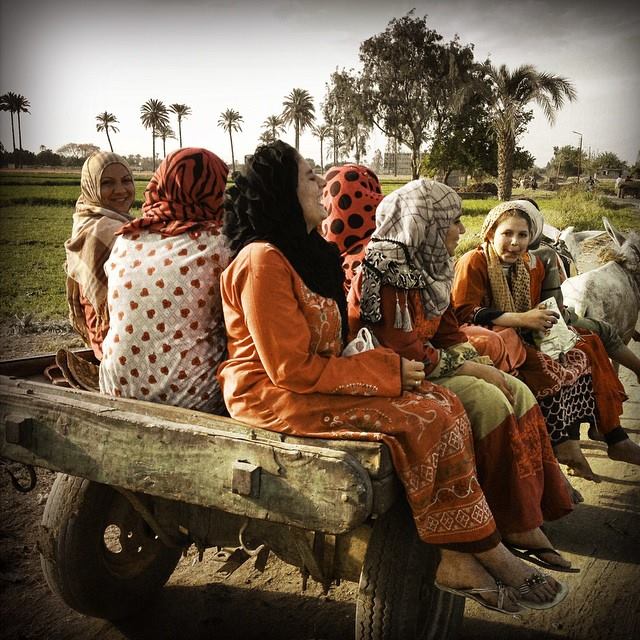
[491,308,559,332]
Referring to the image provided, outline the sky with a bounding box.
[1,0,639,169]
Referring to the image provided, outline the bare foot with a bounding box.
[475,543,562,606]
[436,550,521,613]
[503,528,573,570]
[554,439,600,482]
[608,438,640,466]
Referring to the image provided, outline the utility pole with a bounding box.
[572,130,583,183]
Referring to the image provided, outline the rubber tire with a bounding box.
[40,473,182,620]
[355,501,465,640]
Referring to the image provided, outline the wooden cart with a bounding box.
[0,351,464,640]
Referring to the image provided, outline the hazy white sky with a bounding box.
[1,0,638,168]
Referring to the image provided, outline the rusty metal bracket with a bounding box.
[5,416,33,448]
[231,461,261,497]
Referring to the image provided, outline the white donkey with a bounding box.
[560,218,640,344]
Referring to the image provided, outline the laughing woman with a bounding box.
[218,142,568,614]
[64,152,135,359]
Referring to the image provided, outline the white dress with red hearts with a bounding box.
[99,226,232,413]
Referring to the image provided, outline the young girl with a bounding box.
[452,200,639,477]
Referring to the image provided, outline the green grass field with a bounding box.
[0,173,638,324]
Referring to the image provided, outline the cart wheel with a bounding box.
[355,501,465,640]
[40,473,182,620]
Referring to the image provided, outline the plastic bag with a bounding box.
[342,327,380,356]
[533,297,578,359]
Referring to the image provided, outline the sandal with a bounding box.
[504,543,580,573]
[435,579,524,615]
[517,573,569,610]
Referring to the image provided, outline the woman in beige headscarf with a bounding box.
[452,200,636,478]
[64,151,135,359]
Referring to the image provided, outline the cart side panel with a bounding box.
[0,378,373,534]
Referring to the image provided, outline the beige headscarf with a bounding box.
[481,200,542,313]
[64,151,134,344]
[360,179,462,323]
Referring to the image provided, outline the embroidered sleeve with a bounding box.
[427,342,490,378]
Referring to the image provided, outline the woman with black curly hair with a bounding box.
[217,141,567,614]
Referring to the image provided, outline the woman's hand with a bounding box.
[457,360,515,405]
[401,358,425,391]
[519,306,560,332]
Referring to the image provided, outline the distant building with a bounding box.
[383,152,412,175]
[595,167,625,178]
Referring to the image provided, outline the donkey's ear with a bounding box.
[602,217,626,247]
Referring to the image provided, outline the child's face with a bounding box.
[489,216,531,264]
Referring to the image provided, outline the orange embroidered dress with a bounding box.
[452,248,626,443]
[349,274,572,534]
[217,243,498,551]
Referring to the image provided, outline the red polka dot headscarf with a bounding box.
[321,164,384,291]
[118,148,228,237]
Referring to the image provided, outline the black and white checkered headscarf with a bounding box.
[361,179,462,322]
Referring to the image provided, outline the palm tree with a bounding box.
[483,64,576,200]
[95,111,119,152]
[140,99,169,170]
[281,88,316,151]
[12,93,30,151]
[217,108,243,172]
[157,122,176,158]
[0,94,15,153]
[312,123,331,173]
[262,114,285,143]
[169,103,191,147]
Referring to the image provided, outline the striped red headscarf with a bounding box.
[321,164,384,292]
[118,147,228,237]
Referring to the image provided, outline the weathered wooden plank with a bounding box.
[0,374,393,478]
[0,380,375,534]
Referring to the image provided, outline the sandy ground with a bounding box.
[1,239,639,640]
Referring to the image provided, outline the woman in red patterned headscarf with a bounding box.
[99,148,232,413]
[321,164,384,293]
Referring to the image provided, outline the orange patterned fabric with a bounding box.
[218,243,499,550]
[119,148,228,237]
[348,277,573,533]
[321,165,383,291]
[452,248,625,437]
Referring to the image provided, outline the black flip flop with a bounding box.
[504,543,580,573]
